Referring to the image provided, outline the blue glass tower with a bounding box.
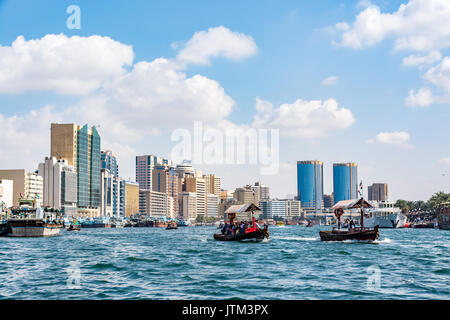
[101,151,120,215]
[333,163,358,203]
[297,160,323,212]
[76,124,101,209]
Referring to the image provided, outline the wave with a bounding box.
[274,236,319,242]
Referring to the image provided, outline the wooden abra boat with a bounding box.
[166,222,178,230]
[319,198,380,242]
[214,203,269,242]
[214,228,269,242]
[67,224,81,231]
[319,226,379,241]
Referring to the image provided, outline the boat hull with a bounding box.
[81,223,111,228]
[319,226,379,242]
[214,229,269,242]
[8,219,63,237]
[365,213,407,228]
[0,222,12,236]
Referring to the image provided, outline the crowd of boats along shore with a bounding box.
[1,196,450,242]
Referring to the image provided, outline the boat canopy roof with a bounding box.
[225,203,261,214]
[331,198,374,210]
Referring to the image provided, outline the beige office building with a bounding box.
[178,192,197,220]
[0,170,43,207]
[139,189,173,218]
[368,183,389,201]
[124,181,139,217]
[204,174,221,197]
[185,176,206,216]
[234,186,260,205]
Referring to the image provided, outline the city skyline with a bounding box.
[1,0,450,201]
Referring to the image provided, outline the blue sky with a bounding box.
[1,0,450,201]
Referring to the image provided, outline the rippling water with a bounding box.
[0,226,449,299]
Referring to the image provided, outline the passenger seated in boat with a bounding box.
[349,220,355,229]
[221,223,228,235]
[240,222,245,234]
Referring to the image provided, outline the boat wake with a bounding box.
[373,237,392,244]
[274,236,319,242]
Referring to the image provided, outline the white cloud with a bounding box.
[174,26,258,66]
[253,98,355,138]
[0,29,252,175]
[404,57,450,106]
[332,0,450,52]
[405,87,435,107]
[356,0,372,9]
[321,76,339,86]
[438,157,450,166]
[0,34,134,94]
[402,51,442,67]
[424,57,450,95]
[366,131,412,147]
[0,106,63,171]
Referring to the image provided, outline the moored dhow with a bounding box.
[8,201,64,237]
[437,202,450,230]
[319,198,380,242]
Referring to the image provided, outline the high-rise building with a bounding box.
[100,169,113,217]
[333,162,358,203]
[260,199,302,219]
[124,181,139,217]
[136,155,172,191]
[152,165,179,216]
[368,183,388,201]
[101,151,121,216]
[204,174,221,197]
[175,161,195,178]
[139,189,173,217]
[206,194,219,217]
[297,160,323,213]
[252,182,270,201]
[101,151,119,177]
[185,176,206,216]
[0,179,13,209]
[0,170,43,207]
[38,157,77,216]
[234,186,261,204]
[51,123,101,217]
[178,192,197,220]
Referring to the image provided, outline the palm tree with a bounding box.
[427,192,450,210]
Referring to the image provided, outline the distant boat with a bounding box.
[177,219,191,227]
[66,224,81,231]
[166,222,178,230]
[437,203,450,230]
[412,222,435,229]
[82,217,111,228]
[365,201,407,228]
[276,221,285,227]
